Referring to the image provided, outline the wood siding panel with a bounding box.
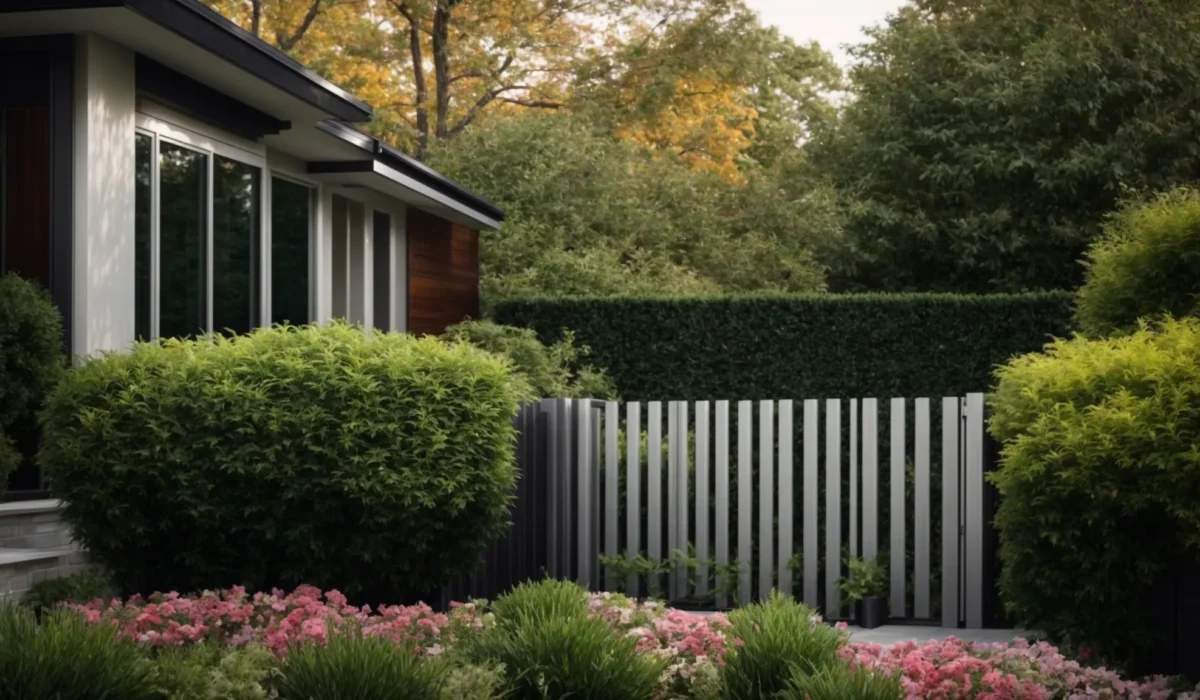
[406,209,479,336]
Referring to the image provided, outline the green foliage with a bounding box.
[779,665,904,700]
[1077,188,1200,337]
[0,273,64,498]
[40,322,527,601]
[494,292,1075,399]
[0,604,155,700]
[720,593,846,700]
[437,663,505,700]
[22,572,109,617]
[150,643,280,700]
[442,319,617,398]
[837,556,889,610]
[989,318,1200,669]
[488,579,589,625]
[467,611,663,700]
[600,548,741,604]
[809,0,1200,293]
[426,112,835,302]
[277,631,444,700]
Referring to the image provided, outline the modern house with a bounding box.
[0,0,503,365]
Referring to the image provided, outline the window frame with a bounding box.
[136,107,318,337]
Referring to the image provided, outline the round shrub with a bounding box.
[1077,187,1200,337]
[442,319,617,399]
[40,323,528,602]
[990,317,1200,668]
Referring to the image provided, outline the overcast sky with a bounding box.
[743,0,907,66]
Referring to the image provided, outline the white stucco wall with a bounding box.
[71,33,136,357]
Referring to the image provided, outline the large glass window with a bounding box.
[135,133,152,341]
[158,141,208,339]
[213,156,260,334]
[271,177,312,326]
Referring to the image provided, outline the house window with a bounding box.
[158,141,209,339]
[270,177,312,326]
[135,133,152,341]
[213,156,260,334]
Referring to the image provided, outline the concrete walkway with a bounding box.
[847,625,1030,647]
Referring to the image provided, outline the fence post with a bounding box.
[714,401,731,609]
[737,400,753,606]
[964,392,985,629]
[605,401,619,592]
[625,402,642,597]
[802,399,819,609]
[696,401,711,600]
[777,400,794,597]
[890,398,907,619]
[825,399,842,617]
[759,400,775,602]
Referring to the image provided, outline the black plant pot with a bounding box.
[856,597,888,630]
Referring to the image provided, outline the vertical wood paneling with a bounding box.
[3,107,51,285]
[777,401,794,596]
[890,398,906,617]
[715,401,731,608]
[803,399,819,608]
[695,401,711,599]
[648,401,664,594]
[405,209,478,336]
[737,400,753,606]
[862,399,879,562]
[914,398,931,618]
[605,401,619,591]
[626,402,642,596]
[942,397,960,628]
[825,399,842,617]
[758,400,774,602]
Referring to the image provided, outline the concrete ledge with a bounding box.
[0,500,63,517]
[0,548,70,567]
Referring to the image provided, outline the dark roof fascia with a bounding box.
[315,120,506,223]
[0,0,373,123]
[136,54,289,140]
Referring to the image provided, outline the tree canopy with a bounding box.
[810,0,1200,293]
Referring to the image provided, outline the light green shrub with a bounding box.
[1077,188,1200,337]
[150,643,280,700]
[720,593,846,700]
[41,322,528,601]
[277,631,444,700]
[442,319,616,398]
[488,579,588,626]
[0,604,155,700]
[779,665,904,700]
[990,317,1200,667]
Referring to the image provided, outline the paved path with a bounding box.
[847,625,1030,647]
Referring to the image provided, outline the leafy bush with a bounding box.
[837,556,889,610]
[23,572,109,616]
[780,665,904,700]
[720,593,846,700]
[989,317,1200,668]
[442,319,616,398]
[0,604,155,700]
[494,292,1075,399]
[488,579,588,625]
[277,631,444,700]
[1077,188,1200,338]
[40,323,527,601]
[0,273,64,497]
[150,643,280,700]
[437,663,505,700]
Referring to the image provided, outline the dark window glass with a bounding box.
[134,133,152,341]
[373,211,391,332]
[213,156,259,335]
[271,177,311,326]
[158,142,207,339]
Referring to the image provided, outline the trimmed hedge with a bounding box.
[40,323,528,602]
[493,293,1075,400]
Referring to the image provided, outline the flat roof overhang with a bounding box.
[309,160,503,231]
[0,0,372,124]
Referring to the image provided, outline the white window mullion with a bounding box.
[150,132,161,340]
[205,154,214,336]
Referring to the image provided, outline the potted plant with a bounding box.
[838,556,889,629]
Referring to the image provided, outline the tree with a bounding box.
[810,0,1200,293]
[425,111,837,301]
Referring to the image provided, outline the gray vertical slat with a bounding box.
[546,399,561,578]
[850,398,859,561]
[890,398,906,618]
[648,401,663,595]
[737,400,753,606]
[626,402,642,597]
[592,407,602,590]
[759,400,775,601]
[965,392,985,629]
[777,401,794,596]
[695,401,711,599]
[715,401,731,608]
[941,397,960,628]
[825,399,842,617]
[862,399,879,562]
[561,399,575,580]
[605,401,620,591]
[914,398,931,618]
[667,402,679,601]
[578,401,593,589]
[677,401,690,599]
[803,399,819,608]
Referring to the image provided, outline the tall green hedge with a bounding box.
[493,293,1076,400]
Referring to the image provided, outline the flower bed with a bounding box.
[71,586,1200,700]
